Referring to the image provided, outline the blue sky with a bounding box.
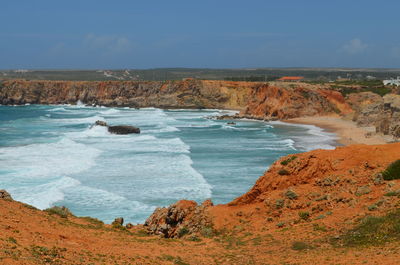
[1,0,400,69]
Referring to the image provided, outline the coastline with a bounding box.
[285,116,389,146]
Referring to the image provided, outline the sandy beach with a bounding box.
[286,116,390,146]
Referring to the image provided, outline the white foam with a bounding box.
[0,137,102,179]
[47,107,67,112]
[145,126,180,133]
[54,115,105,124]
[269,121,337,151]
[99,108,120,115]
[10,176,81,209]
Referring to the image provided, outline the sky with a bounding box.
[1,0,400,69]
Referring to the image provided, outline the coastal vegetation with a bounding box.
[382,160,400,180]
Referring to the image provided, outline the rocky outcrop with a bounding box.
[351,93,400,139]
[144,199,213,238]
[108,125,140,134]
[0,190,12,201]
[229,143,400,206]
[376,94,400,138]
[93,120,140,134]
[239,82,352,119]
[112,217,124,226]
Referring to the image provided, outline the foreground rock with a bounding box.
[94,120,140,134]
[1,144,400,264]
[0,189,12,201]
[144,199,214,238]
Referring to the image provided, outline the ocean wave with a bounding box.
[145,126,181,133]
[98,108,121,115]
[10,176,81,209]
[53,115,105,124]
[47,107,68,112]
[0,137,102,179]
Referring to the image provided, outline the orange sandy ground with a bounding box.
[1,143,400,264]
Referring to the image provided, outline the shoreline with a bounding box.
[284,116,389,146]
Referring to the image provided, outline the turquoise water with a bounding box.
[0,104,337,223]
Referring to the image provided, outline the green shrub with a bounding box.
[275,199,285,209]
[178,227,189,238]
[200,225,215,238]
[276,222,285,228]
[278,169,290,175]
[298,211,310,221]
[7,237,17,244]
[81,216,104,225]
[382,160,400,180]
[384,190,400,197]
[44,206,72,218]
[334,209,400,247]
[291,241,313,251]
[313,223,328,232]
[280,156,297,166]
[285,190,298,200]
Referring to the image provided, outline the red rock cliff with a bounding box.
[0,80,351,118]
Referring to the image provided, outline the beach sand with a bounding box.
[286,116,390,146]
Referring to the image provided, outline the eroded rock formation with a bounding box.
[351,93,400,139]
[144,199,213,238]
[0,80,351,119]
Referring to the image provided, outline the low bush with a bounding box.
[298,211,310,221]
[178,227,189,238]
[44,206,72,218]
[291,241,313,251]
[334,209,400,247]
[278,169,290,176]
[382,160,400,180]
[280,156,297,166]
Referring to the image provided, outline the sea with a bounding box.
[0,104,337,223]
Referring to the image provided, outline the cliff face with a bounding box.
[0,79,252,110]
[0,79,352,119]
[229,143,400,206]
[240,82,352,119]
[350,93,400,139]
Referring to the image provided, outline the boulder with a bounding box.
[0,190,12,201]
[108,125,140,134]
[95,120,108,127]
[144,199,214,238]
[93,120,141,134]
[112,217,124,226]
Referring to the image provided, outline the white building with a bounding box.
[383,77,400,86]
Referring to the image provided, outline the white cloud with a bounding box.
[341,38,368,54]
[83,34,132,53]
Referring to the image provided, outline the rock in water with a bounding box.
[93,120,141,134]
[0,190,13,201]
[95,120,108,127]
[108,125,140,134]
